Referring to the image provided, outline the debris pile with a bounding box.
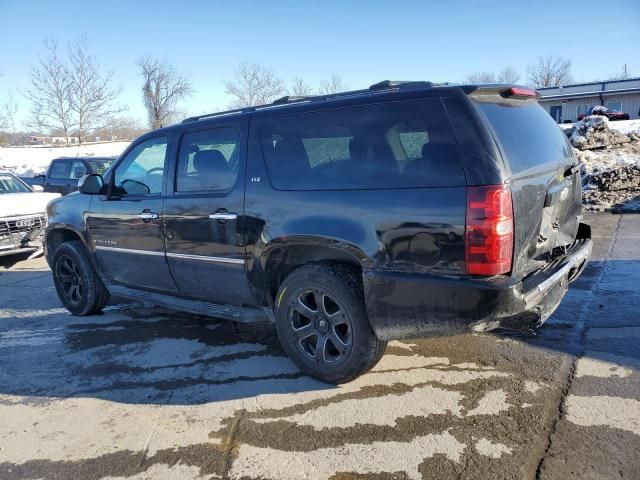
[567,115,633,150]
[582,164,640,212]
[561,118,640,212]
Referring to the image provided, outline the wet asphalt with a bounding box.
[0,212,638,480]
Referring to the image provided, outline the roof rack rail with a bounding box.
[182,80,440,123]
[272,95,312,105]
[182,106,257,123]
[369,80,434,90]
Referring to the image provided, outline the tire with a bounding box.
[52,240,110,315]
[274,263,387,384]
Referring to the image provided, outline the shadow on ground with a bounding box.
[0,257,638,407]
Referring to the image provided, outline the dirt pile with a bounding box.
[583,164,640,212]
[567,116,633,150]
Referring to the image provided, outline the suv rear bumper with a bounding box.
[363,223,592,340]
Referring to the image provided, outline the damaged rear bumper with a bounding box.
[363,223,592,340]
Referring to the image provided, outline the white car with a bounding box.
[0,172,60,257]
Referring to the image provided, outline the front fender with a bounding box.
[44,193,93,262]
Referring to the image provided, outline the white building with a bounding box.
[538,78,640,123]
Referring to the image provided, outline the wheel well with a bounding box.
[46,229,82,258]
[264,245,362,305]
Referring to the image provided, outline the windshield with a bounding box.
[0,174,32,194]
[86,158,115,175]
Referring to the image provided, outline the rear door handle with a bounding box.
[137,211,159,220]
[209,212,237,221]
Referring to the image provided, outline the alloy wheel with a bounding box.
[56,254,84,305]
[288,288,353,366]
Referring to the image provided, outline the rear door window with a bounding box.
[176,126,240,193]
[473,98,573,173]
[259,98,465,190]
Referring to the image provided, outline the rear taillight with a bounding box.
[465,185,514,275]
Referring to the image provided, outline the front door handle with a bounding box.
[209,212,237,221]
[137,211,159,220]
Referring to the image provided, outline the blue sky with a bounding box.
[1,0,639,126]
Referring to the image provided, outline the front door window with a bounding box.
[114,136,168,196]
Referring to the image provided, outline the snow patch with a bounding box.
[467,389,511,416]
[229,431,465,480]
[474,437,513,458]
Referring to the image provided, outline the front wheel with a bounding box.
[275,264,387,384]
[52,240,110,315]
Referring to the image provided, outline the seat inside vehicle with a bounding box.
[182,149,232,191]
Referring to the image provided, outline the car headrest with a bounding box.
[193,149,227,173]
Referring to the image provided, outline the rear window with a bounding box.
[260,98,465,190]
[49,160,70,179]
[473,98,572,173]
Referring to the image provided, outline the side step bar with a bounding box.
[108,285,268,323]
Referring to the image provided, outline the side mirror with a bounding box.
[78,174,104,195]
[32,185,44,192]
[73,167,86,179]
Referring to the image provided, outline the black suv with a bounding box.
[44,81,592,383]
[32,156,116,196]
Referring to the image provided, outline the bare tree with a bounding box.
[68,35,124,144]
[93,116,148,141]
[497,66,521,84]
[24,39,74,144]
[527,56,573,87]
[224,63,285,108]
[2,91,19,145]
[465,72,496,84]
[138,56,193,129]
[318,74,349,95]
[290,77,314,97]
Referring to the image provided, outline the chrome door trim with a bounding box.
[94,246,165,256]
[95,246,245,265]
[166,252,244,265]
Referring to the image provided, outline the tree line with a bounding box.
[465,56,632,87]
[0,36,634,146]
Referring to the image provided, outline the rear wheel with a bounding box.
[52,240,109,315]
[275,264,387,384]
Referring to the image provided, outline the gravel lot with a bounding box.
[0,212,638,480]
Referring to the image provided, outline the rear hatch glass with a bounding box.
[473,96,582,279]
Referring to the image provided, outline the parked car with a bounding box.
[29,156,116,196]
[0,172,60,257]
[577,105,630,121]
[44,81,591,383]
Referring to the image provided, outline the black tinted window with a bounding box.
[473,99,572,173]
[176,127,240,192]
[260,99,465,190]
[49,160,70,179]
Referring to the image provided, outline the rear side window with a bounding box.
[473,99,572,174]
[49,160,70,179]
[176,126,240,193]
[260,98,465,190]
